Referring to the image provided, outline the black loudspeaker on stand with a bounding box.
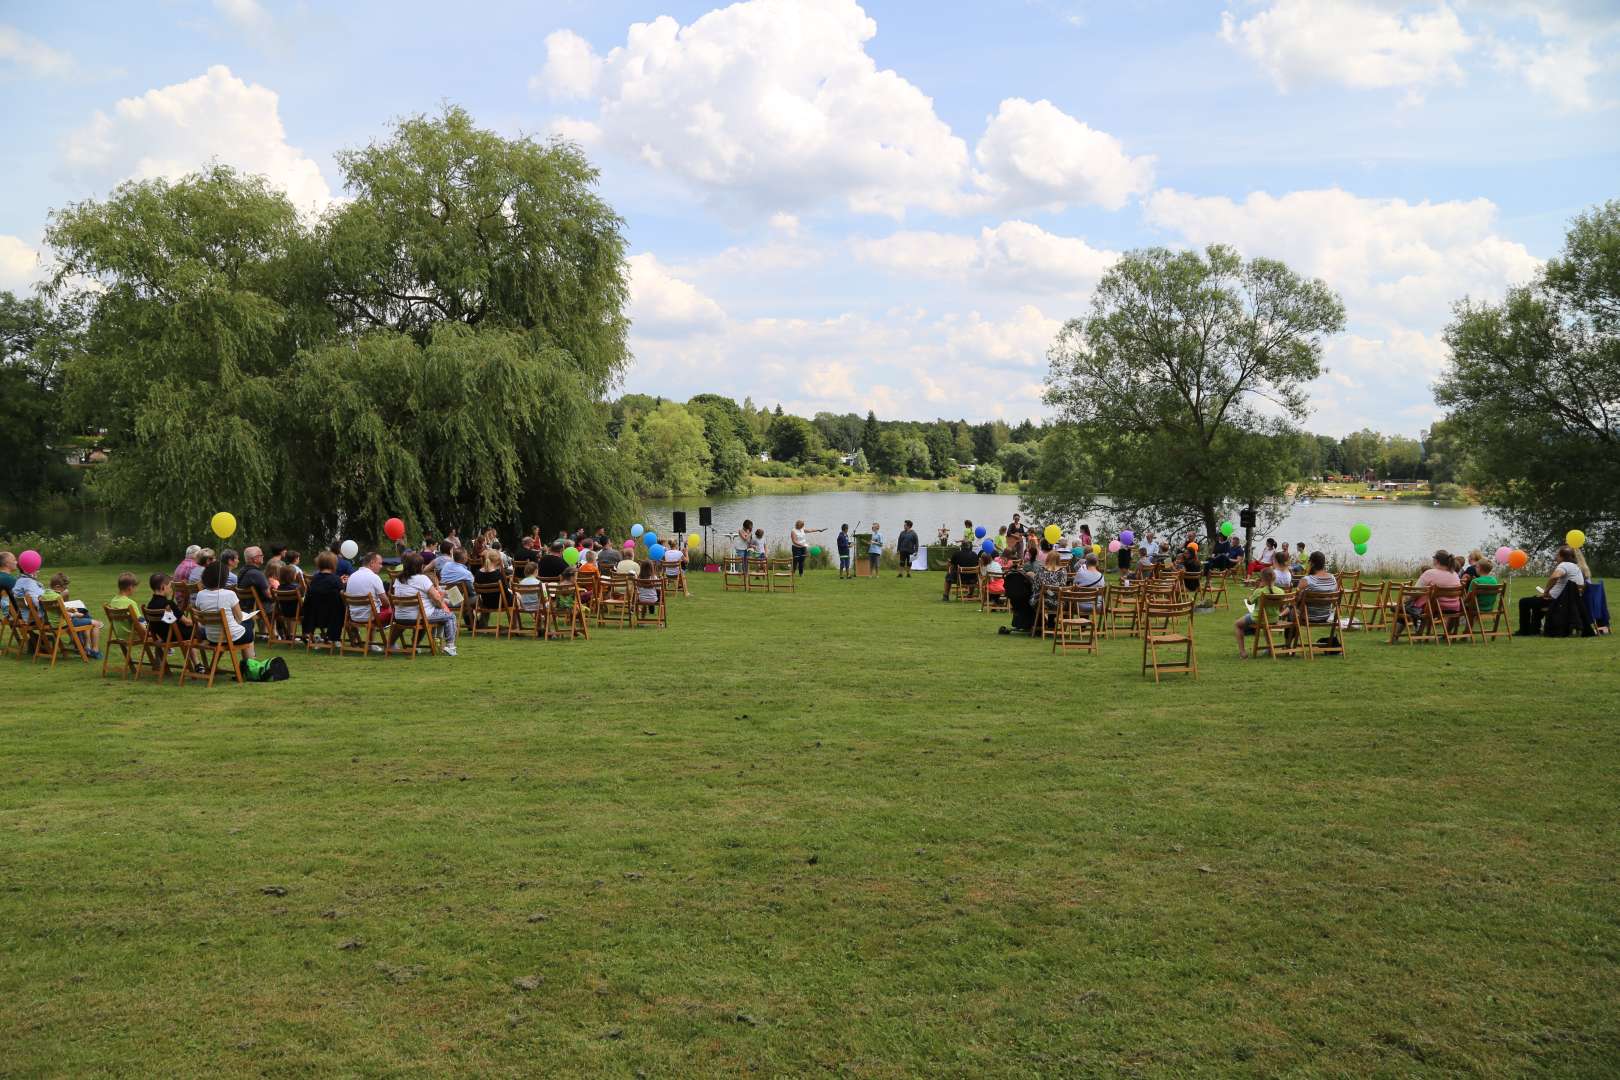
[673,510,687,535]
[698,506,712,527]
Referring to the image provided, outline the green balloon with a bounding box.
[1353,542,1369,556]
[1219,520,1234,537]
[809,546,822,556]
[562,546,580,565]
[1349,523,1372,545]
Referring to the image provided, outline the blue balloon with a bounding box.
[630,524,644,538]
[644,530,658,546]
[981,539,995,554]
[974,526,987,538]
[648,544,666,562]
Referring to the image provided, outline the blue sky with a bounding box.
[3,0,1616,434]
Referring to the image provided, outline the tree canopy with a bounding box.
[42,108,636,547]
[1436,200,1620,561]
[1025,245,1345,540]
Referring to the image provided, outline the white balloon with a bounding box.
[340,539,359,559]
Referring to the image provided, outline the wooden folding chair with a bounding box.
[1251,593,1294,659]
[1197,569,1230,610]
[980,573,1010,614]
[1429,585,1473,644]
[1103,582,1143,638]
[1052,587,1101,655]
[1,597,31,659]
[665,561,690,598]
[746,557,770,592]
[172,579,195,613]
[180,605,245,687]
[636,576,668,628]
[769,558,796,592]
[952,565,980,602]
[101,603,144,679]
[509,583,546,638]
[723,555,748,592]
[1466,582,1511,642]
[269,587,302,647]
[1034,583,1062,639]
[387,592,439,658]
[470,581,511,638]
[547,582,590,640]
[340,592,387,657]
[136,612,187,684]
[1141,598,1196,682]
[1388,585,1438,645]
[1291,588,1345,659]
[596,573,636,629]
[1348,580,1389,632]
[34,597,95,667]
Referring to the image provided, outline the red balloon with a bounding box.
[384,517,406,542]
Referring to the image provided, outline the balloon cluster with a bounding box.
[1349,522,1370,556]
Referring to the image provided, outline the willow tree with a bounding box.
[1025,245,1344,543]
[44,107,638,548]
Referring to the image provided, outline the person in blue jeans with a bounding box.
[836,525,852,578]
[867,523,884,576]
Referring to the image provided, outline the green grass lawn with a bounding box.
[3,565,1617,1077]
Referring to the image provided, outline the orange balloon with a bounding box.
[1188,541,1199,551]
[1508,549,1529,570]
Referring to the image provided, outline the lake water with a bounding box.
[644,491,1504,567]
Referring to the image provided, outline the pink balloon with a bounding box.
[1108,540,1121,553]
[18,549,41,575]
[1494,546,1512,564]
[623,540,634,550]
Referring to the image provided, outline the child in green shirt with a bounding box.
[1467,559,1500,612]
[104,571,143,651]
[1234,568,1285,659]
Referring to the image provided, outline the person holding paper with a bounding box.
[192,560,255,658]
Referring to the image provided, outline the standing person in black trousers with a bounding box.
[788,519,826,576]
[895,520,920,578]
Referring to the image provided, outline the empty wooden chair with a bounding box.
[1141,598,1196,682]
[1,596,31,659]
[1466,582,1511,643]
[1052,586,1102,655]
[547,582,590,640]
[1103,582,1143,638]
[1197,569,1230,610]
[770,558,797,592]
[1348,580,1389,632]
[723,555,748,592]
[746,557,770,591]
[101,603,145,679]
[596,573,636,629]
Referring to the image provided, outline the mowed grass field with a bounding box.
[2,564,1618,1077]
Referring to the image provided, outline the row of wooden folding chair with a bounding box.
[1248,589,1347,660]
[4,595,96,667]
[721,556,796,592]
[1387,583,1510,645]
[1051,587,1102,654]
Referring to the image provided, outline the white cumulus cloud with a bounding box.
[62,65,334,213]
[537,1,1147,217]
[970,98,1154,212]
[627,253,727,338]
[1220,1,1471,93]
[853,220,1118,294]
[0,236,42,292]
[214,0,273,39]
[0,23,74,77]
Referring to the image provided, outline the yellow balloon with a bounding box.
[688,532,702,549]
[210,511,237,539]
[1043,524,1061,544]
[1566,529,1586,549]
[1091,543,1102,555]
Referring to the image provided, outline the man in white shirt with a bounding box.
[1143,533,1161,565]
[1071,554,1106,612]
[345,552,389,642]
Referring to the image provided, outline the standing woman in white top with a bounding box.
[391,551,460,656]
[192,560,255,658]
[789,519,827,576]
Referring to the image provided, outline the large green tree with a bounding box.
[620,401,712,497]
[1436,201,1620,561]
[1026,244,1345,542]
[45,107,637,547]
[0,291,82,500]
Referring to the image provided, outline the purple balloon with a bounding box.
[1119,530,1134,546]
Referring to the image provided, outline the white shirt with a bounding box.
[1549,560,1586,599]
[346,566,387,620]
[1144,540,1161,562]
[790,527,807,547]
[1073,566,1105,589]
[393,573,440,618]
[193,587,244,642]
[664,548,684,576]
[1271,568,1293,589]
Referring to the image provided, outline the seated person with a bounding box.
[1518,545,1586,637]
[514,562,543,614]
[1071,554,1106,612]
[1409,549,1463,624]
[942,539,980,601]
[192,560,255,660]
[390,552,458,656]
[1233,568,1286,659]
[103,571,145,653]
[1270,551,1294,590]
[537,541,570,579]
[1000,565,1037,634]
[1293,551,1339,644]
[345,552,391,646]
[636,560,660,615]
[984,557,1006,599]
[43,571,103,660]
[1465,558,1499,612]
[300,552,345,644]
[1036,550,1069,623]
[473,548,509,626]
[663,542,685,579]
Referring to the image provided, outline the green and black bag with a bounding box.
[240,657,290,682]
